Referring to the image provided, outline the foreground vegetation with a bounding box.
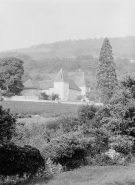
[1,38,135,185]
[1,77,135,184]
[7,75,135,184]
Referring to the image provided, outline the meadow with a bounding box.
[16,166,135,185]
[0,101,80,117]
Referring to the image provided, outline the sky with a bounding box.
[0,0,135,51]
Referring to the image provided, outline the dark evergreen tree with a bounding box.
[96,38,117,103]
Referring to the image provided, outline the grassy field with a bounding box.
[0,101,80,117]
[19,166,135,185]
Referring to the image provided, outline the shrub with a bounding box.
[110,135,134,155]
[46,121,60,131]
[90,105,111,128]
[78,105,98,124]
[45,158,62,177]
[59,116,80,133]
[85,154,117,166]
[85,90,99,102]
[41,128,110,170]
[0,106,16,144]
[83,128,109,155]
[46,116,80,135]
[0,143,45,180]
[76,95,83,101]
[41,132,93,171]
[49,93,59,100]
[107,88,135,137]
[39,92,49,100]
[121,76,135,99]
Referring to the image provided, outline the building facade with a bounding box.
[22,69,90,101]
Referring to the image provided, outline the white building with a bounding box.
[22,69,90,101]
[76,72,91,95]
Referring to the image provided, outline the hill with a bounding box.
[0,36,135,87]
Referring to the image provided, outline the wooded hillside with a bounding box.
[0,36,135,87]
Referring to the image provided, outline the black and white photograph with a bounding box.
[0,0,135,184]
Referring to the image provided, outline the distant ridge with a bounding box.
[0,36,135,56]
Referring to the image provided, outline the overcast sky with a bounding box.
[0,0,135,51]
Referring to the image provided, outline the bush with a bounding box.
[41,128,110,170]
[83,128,109,155]
[46,119,61,132]
[85,90,99,102]
[76,95,83,101]
[85,154,117,166]
[0,143,45,180]
[58,116,80,133]
[41,133,93,171]
[49,93,59,100]
[78,105,98,124]
[110,135,134,155]
[0,106,16,144]
[46,116,80,136]
[39,92,49,100]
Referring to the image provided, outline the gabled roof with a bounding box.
[77,72,86,87]
[23,71,81,92]
[23,79,54,90]
[54,68,68,82]
[23,79,40,89]
[68,79,81,91]
[40,80,53,90]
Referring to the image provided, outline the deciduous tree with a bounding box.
[0,57,24,96]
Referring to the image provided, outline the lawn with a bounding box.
[0,101,80,117]
[18,166,135,185]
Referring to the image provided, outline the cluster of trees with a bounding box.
[0,106,45,184]
[0,144,44,180]
[0,57,24,97]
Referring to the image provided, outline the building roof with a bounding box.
[68,79,81,91]
[40,80,53,90]
[54,68,68,82]
[23,79,54,90]
[23,70,81,92]
[77,72,86,87]
[23,79,40,89]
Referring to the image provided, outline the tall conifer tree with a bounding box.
[96,38,117,103]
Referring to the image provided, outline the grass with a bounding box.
[15,166,135,185]
[0,101,80,117]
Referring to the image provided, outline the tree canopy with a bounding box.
[96,38,118,103]
[0,57,24,96]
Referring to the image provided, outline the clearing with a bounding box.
[0,101,80,117]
